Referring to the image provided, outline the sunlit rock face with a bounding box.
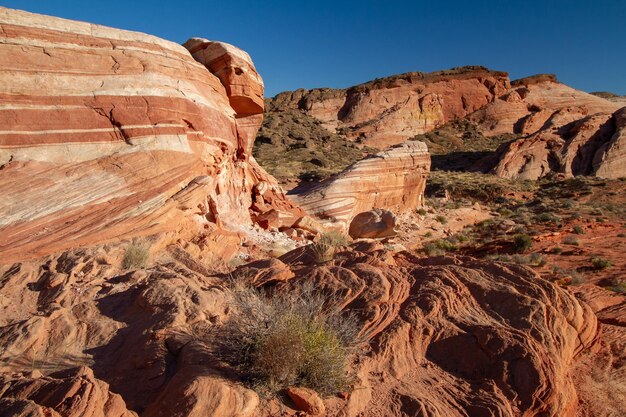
[0,7,303,263]
[292,141,430,226]
[472,76,626,180]
[266,66,510,148]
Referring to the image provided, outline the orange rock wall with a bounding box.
[0,7,301,263]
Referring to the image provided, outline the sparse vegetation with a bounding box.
[590,257,612,270]
[217,284,359,396]
[311,231,349,263]
[607,278,626,294]
[572,225,585,234]
[563,235,580,246]
[513,234,532,253]
[122,243,149,269]
[489,253,546,266]
[435,215,447,224]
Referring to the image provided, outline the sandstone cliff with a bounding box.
[265,66,510,149]
[291,141,430,225]
[0,7,303,264]
[468,76,626,179]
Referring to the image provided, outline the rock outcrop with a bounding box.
[0,367,137,417]
[291,141,430,225]
[491,106,626,180]
[469,75,621,137]
[264,250,600,416]
[266,67,510,148]
[0,245,259,417]
[462,75,626,179]
[0,240,604,417]
[0,7,303,263]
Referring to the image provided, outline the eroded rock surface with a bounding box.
[492,106,626,179]
[0,7,303,264]
[291,141,430,226]
[266,67,510,148]
[1,242,609,417]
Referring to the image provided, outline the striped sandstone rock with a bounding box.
[0,7,302,263]
[292,141,430,225]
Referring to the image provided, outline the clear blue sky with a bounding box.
[1,0,624,97]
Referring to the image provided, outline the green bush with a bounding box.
[608,278,626,293]
[534,212,561,223]
[590,257,612,270]
[435,215,447,224]
[423,238,458,256]
[572,225,585,235]
[311,231,349,263]
[122,243,149,269]
[416,208,427,216]
[218,284,359,396]
[513,234,532,253]
[563,235,579,246]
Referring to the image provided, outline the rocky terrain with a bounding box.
[0,6,625,417]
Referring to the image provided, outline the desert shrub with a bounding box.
[569,270,586,285]
[311,231,349,263]
[618,233,626,238]
[607,278,626,293]
[513,234,533,253]
[590,257,612,270]
[595,217,606,223]
[489,253,545,266]
[435,215,447,224]
[424,231,433,238]
[534,212,561,223]
[563,235,579,246]
[572,225,585,235]
[218,284,359,396]
[416,208,427,216]
[569,212,582,220]
[551,247,563,254]
[122,243,149,269]
[424,238,458,256]
[497,207,514,217]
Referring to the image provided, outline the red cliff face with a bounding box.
[0,7,303,263]
[469,76,626,179]
[267,67,510,148]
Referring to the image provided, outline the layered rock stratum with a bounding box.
[266,67,510,148]
[0,6,622,417]
[291,141,430,225]
[0,6,303,264]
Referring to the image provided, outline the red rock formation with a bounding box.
[0,241,605,417]
[267,67,510,148]
[492,107,626,180]
[184,38,264,157]
[0,7,303,263]
[0,367,137,417]
[469,75,621,137]
[262,250,600,416]
[292,141,430,225]
[0,246,259,417]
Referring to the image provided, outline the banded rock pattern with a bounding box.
[266,67,510,148]
[292,141,430,225]
[262,251,600,417]
[0,7,302,263]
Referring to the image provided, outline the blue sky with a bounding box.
[1,0,624,97]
